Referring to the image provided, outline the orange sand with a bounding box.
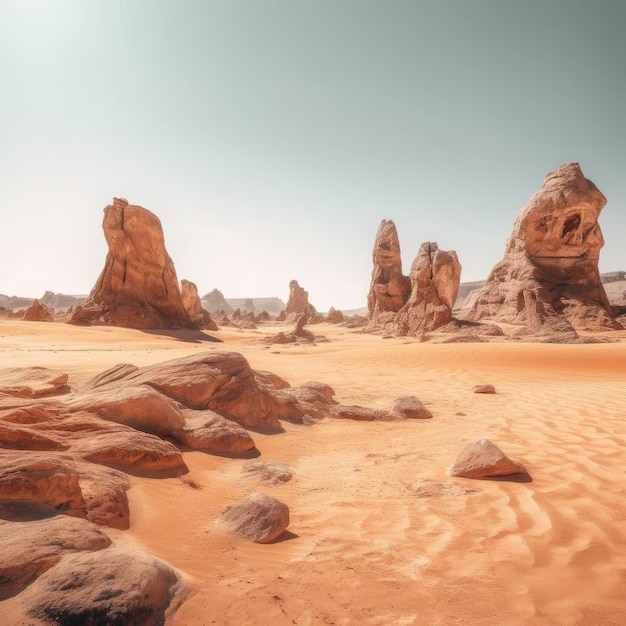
[2,320,626,625]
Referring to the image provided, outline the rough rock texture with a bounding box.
[263,313,327,345]
[22,299,54,322]
[465,163,618,332]
[391,396,433,419]
[449,439,527,479]
[285,280,317,317]
[473,384,496,394]
[178,409,256,454]
[0,367,69,398]
[367,220,461,335]
[242,461,294,486]
[326,307,345,323]
[181,279,217,330]
[395,242,461,335]
[218,492,290,543]
[70,198,194,329]
[20,546,186,626]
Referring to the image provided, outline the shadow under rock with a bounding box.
[267,530,299,544]
[487,473,533,483]
[176,445,262,460]
[139,329,223,343]
[0,500,62,522]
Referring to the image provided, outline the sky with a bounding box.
[1,0,625,311]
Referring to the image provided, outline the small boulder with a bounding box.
[218,492,289,543]
[473,384,496,394]
[391,396,433,419]
[242,461,293,486]
[449,439,527,479]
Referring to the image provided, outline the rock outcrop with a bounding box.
[70,198,194,329]
[181,279,217,330]
[22,299,54,322]
[367,220,461,335]
[201,288,234,314]
[465,163,618,332]
[285,280,317,318]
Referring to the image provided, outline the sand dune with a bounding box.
[2,321,626,625]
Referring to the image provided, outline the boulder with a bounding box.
[181,279,217,330]
[70,198,194,329]
[465,163,618,332]
[22,299,54,322]
[473,384,496,394]
[242,461,293,486]
[218,492,290,543]
[449,439,527,479]
[0,366,69,398]
[391,396,433,419]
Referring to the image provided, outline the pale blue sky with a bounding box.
[1,0,624,310]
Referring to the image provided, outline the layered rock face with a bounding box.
[22,300,54,322]
[367,220,461,335]
[466,163,618,331]
[70,198,193,329]
[285,280,317,317]
[181,279,217,330]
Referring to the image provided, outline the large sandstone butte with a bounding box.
[466,163,619,332]
[367,220,461,335]
[285,280,317,318]
[70,198,194,329]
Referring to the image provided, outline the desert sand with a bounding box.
[2,320,626,625]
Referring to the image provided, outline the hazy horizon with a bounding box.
[2,1,625,311]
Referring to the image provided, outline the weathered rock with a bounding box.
[20,546,186,626]
[263,313,327,345]
[391,396,433,419]
[326,307,344,323]
[218,492,289,543]
[242,461,293,486]
[367,220,412,321]
[466,163,618,332]
[449,439,527,479]
[0,366,69,398]
[394,242,461,335]
[70,198,194,329]
[40,291,84,312]
[181,279,217,330]
[285,280,317,317]
[367,221,461,335]
[473,384,496,394]
[0,503,112,600]
[22,299,54,322]
[177,409,256,455]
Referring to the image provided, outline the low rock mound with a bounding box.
[449,439,527,479]
[391,396,433,419]
[22,299,54,322]
[218,492,290,543]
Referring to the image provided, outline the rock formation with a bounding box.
[285,280,317,318]
[201,289,234,314]
[70,198,194,329]
[181,279,217,330]
[367,220,461,335]
[326,307,344,323]
[449,439,528,479]
[22,299,54,322]
[465,163,618,332]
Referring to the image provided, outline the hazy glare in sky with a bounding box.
[1,0,624,310]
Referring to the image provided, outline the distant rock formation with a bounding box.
[22,300,53,322]
[326,307,344,323]
[181,279,217,330]
[40,291,84,312]
[465,163,618,332]
[201,289,234,315]
[70,198,194,329]
[285,280,317,318]
[367,220,461,335]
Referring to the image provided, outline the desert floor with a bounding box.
[2,320,626,625]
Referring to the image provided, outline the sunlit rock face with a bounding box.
[285,280,317,318]
[466,163,617,331]
[367,220,461,335]
[70,198,194,329]
[367,220,411,321]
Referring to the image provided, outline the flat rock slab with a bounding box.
[218,492,290,543]
[0,367,69,398]
[449,439,527,479]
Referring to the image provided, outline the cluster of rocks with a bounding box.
[367,221,461,336]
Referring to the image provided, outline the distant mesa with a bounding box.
[367,219,461,336]
[464,163,619,333]
[69,198,195,330]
